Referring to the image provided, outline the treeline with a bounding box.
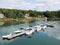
[0,8,60,19]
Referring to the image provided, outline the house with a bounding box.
[25,13,29,18]
[0,13,4,18]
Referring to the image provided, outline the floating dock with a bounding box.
[2,30,26,40]
[2,24,52,40]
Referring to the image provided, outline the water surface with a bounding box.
[0,21,60,45]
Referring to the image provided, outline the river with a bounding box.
[0,21,60,45]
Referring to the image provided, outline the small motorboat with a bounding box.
[14,30,25,33]
[40,25,47,29]
[36,25,42,31]
[25,28,35,35]
[33,24,47,32]
[47,25,54,27]
[2,33,12,39]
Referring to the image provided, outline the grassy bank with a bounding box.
[0,17,46,22]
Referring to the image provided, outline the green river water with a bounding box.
[0,21,60,45]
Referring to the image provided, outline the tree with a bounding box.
[57,10,60,18]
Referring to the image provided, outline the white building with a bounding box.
[25,13,29,17]
[0,13,4,18]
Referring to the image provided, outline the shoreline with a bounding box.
[0,17,47,22]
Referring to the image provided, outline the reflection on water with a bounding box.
[0,20,36,27]
[45,27,60,40]
[0,22,4,26]
[0,21,60,45]
[0,21,23,26]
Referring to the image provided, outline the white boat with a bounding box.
[33,25,42,32]
[2,33,12,39]
[14,28,25,33]
[33,24,47,31]
[37,25,42,31]
[40,25,47,29]
[25,28,35,35]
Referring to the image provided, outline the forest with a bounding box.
[0,8,60,19]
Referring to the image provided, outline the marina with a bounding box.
[0,21,60,45]
[2,24,53,40]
